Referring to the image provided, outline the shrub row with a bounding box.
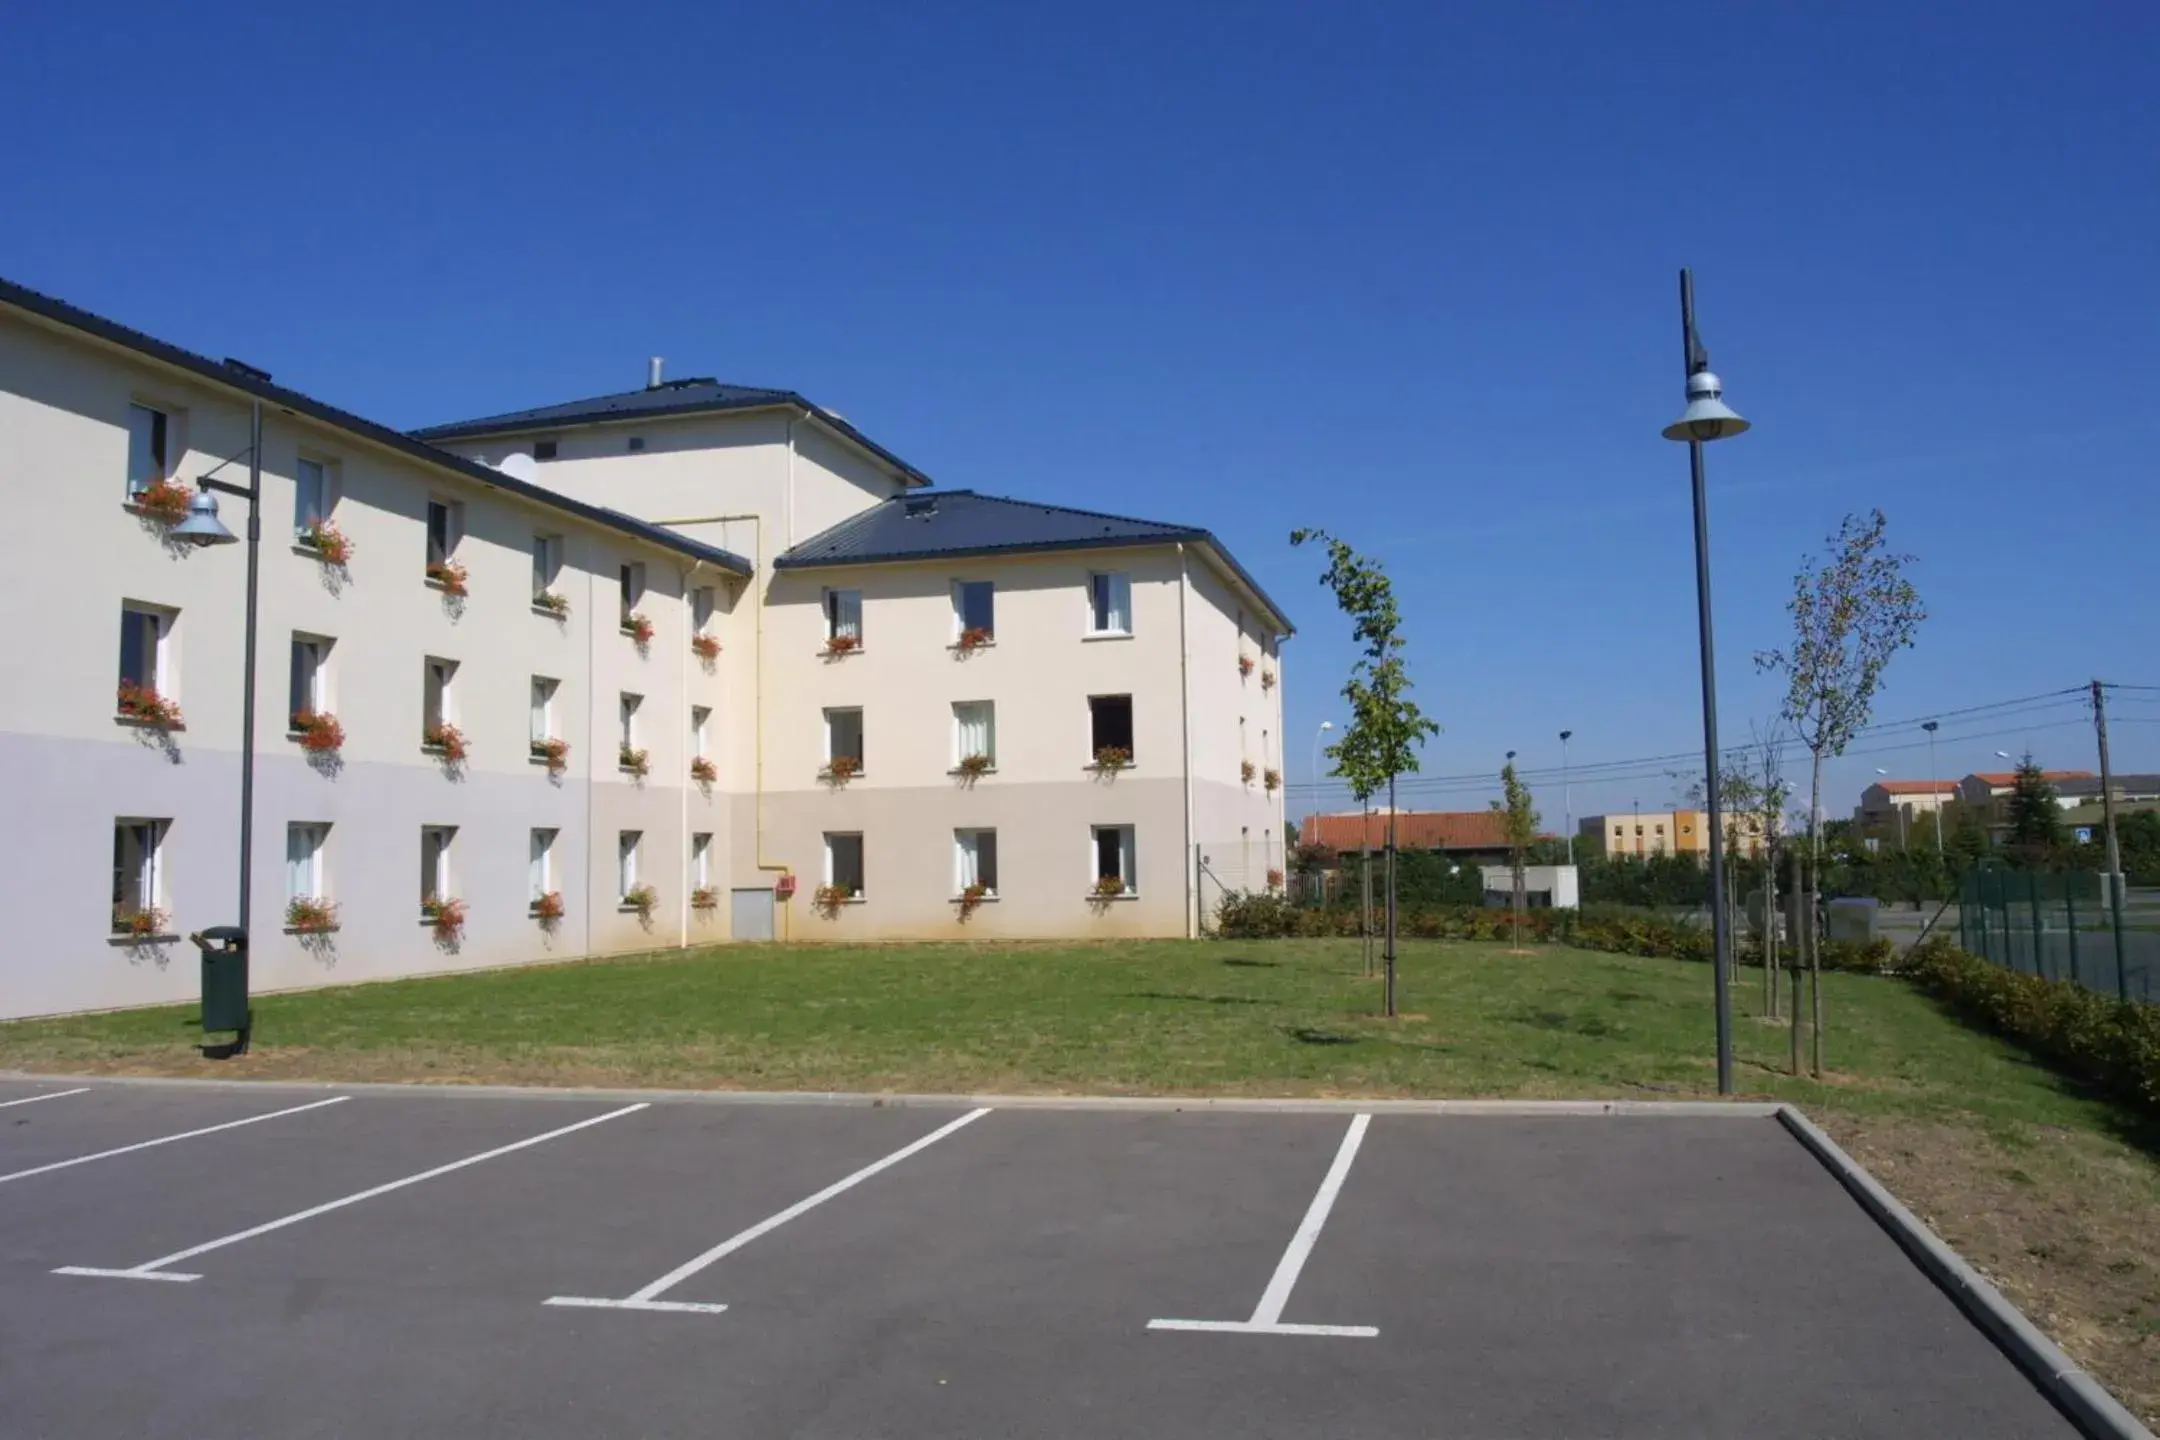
[1904,936,2160,1116]
[1211,893,1896,973]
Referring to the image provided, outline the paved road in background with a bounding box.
[0,1081,2075,1438]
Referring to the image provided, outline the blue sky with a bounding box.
[5,1,2154,826]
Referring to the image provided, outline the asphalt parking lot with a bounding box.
[0,1078,2079,1439]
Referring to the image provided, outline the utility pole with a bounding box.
[2091,680,2129,1001]
[1560,729,1575,867]
[1923,720,1944,854]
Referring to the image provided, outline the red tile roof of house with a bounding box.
[1299,810,1524,852]
[1871,780,1961,796]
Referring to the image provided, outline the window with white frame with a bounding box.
[422,658,457,740]
[1091,825,1137,894]
[419,825,456,909]
[125,403,168,498]
[952,580,994,641]
[824,707,864,769]
[117,604,169,698]
[532,534,562,600]
[823,588,862,643]
[295,457,335,534]
[619,693,641,753]
[617,830,642,899]
[531,677,558,745]
[425,499,463,568]
[952,701,995,769]
[529,828,558,903]
[692,585,717,634]
[619,563,646,628]
[289,635,331,725]
[824,832,864,897]
[1087,571,1132,636]
[111,818,166,930]
[691,832,713,889]
[954,828,999,896]
[691,705,711,759]
[286,822,329,903]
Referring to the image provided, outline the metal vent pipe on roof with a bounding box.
[647,356,664,389]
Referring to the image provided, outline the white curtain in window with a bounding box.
[530,830,552,900]
[954,702,993,763]
[1107,574,1131,632]
[618,832,640,894]
[531,679,552,742]
[287,824,321,901]
[692,833,711,887]
[295,459,325,530]
[955,831,980,892]
[829,589,862,639]
[532,536,558,597]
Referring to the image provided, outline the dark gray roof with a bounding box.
[2058,775,2160,799]
[0,275,753,577]
[775,490,1292,633]
[411,379,932,487]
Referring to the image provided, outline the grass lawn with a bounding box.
[3,936,2157,1421]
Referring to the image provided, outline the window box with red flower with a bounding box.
[425,558,468,597]
[298,518,354,566]
[690,632,720,661]
[289,709,344,753]
[423,721,467,763]
[116,681,183,729]
[131,477,194,527]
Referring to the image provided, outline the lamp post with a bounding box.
[1923,721,1944,853]
[168,398,262,1055]
[1560,730,1574,866]
[1311,720,1335,801]
[1661,268,1749,1098]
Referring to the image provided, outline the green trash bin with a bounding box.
[193,925,252,1052]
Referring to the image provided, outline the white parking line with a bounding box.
[0,1096,350,1186]
[1148,1112,1379,1338]
[0,1088,90,1110]
[546,1106,992,1315]
[56,1102,647,1283]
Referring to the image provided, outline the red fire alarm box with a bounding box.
[774,873,798,899]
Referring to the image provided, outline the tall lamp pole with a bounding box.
[170,398,263,1055]
[1661,268,1749,1098]
[1560,729,1575,866]
[1922,720,1944,854]
[1311,720,1335,802]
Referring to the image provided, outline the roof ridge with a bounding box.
[962,489,1200,533]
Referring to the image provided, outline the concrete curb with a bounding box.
[0,1071,1783,1117]
[1777,1105,2153,1440]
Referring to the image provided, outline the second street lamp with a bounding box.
[1662,268,1749,1098]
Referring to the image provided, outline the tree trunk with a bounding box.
[1512,854,1526,948]
[1808,749,1826,1079]
[1360,804,1373,979]
[1384,776,1399,1018]
[1763,839,1779,1018]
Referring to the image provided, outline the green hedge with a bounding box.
[1905,937,2160,1116]
[1211,894,1895,973]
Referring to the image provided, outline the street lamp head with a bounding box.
[1559,729,1572,742]
[1922,720,1940,734]
[1995,750,2012,761]
[1662,369,1750,443]
[1319,720,1335,731]
[1875,768,1889,776]
[168,486,238,547]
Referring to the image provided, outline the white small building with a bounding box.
[1479,865,1580,909]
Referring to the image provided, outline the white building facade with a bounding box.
[0,277,1289,1019]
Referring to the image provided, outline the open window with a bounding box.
[1092,825,1136,894]
[823,588,862,644]
[125,403,170,499]
[286,822,329,904]
[1087,572,1131,636]
[824,832,865,898]
[952,701,995,770]
[530,828,558,904]
[295,457,338,535]
[111,818,167,932]
[1088,694,1134,763]
[289,635,332,726]
[617,831,642,900]
[955,829,999,897]
[825,707,864,770]
[425,498,463,568]
[420,825,456,910]
[953,580,994,642]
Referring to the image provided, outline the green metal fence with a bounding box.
[1957,869,2158,1004]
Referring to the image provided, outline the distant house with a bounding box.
[1952,770,2097,844]
[1854,780,1960,833]
[1298,809,1532,866]
[1579,808,1764,860]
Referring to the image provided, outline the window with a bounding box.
[295,457,335,533]
[533,439,559,462]
[691,832,713,889]
[824,832,865,897]
[111,819,166,929]
[531,677,558,743]
[824,707,864,769]
[1655,824,1665,836]
[423,659,457,737]
[530,828,558,902]
[952,701,995,768]
[955,828,998,896]
[289,635,330,724]
[286,823,328,903]
[953,580,994,640]
[691,705,712,759]
[126,403,168,497]
[823,588,862,643]
[619,693,642,752]
[420,825,455,908]
[118,605,167,694]
[691,585,717,634]
[618,830,642,899]
[626,436,646,453]
[1092,825,1136,893]
[1088,572,1132,635]
[532,535,562,600]
[425,499,462,568]
[1089,694,1134,761]
[619,563,646,627]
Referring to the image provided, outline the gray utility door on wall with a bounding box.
[730,888,775,942]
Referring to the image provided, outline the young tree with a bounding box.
[2004,751,2066,864]
[1291,529,1441,1017]
[1491,762,1539,948]
[1755,509,1925,1077]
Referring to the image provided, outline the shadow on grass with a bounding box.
[1220,957,1280,969]
[1510,1007,1616,1039]
[1285,1026,1361,1047]
[1126,992,1269,1007]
